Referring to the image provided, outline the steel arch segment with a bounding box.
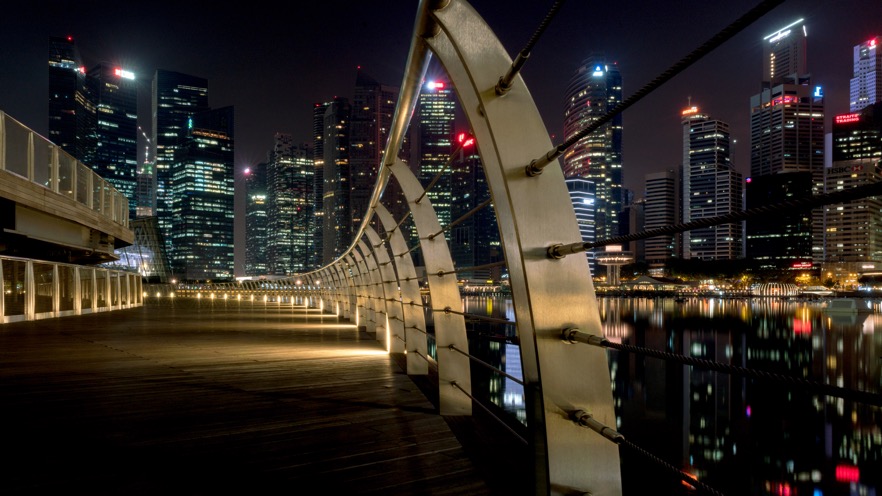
[344,253,366,329]
[348,248,374,329]
[363,226,406,354]
[357,239,388,345]
[428,1,621,493]
[342,255,359,321]
[386,158,471,416]
[375,202,428,375]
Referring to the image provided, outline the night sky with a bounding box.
[1,1,879,273]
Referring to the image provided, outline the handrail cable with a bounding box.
[435,306,514,325]
[415,141,468,204]
[571,410,726,496]
[428,198,493,240]
[496,0,566,95]
[451,381,529,445]
[448,343,524,385]
[526,0,785,176]
[437,260,508,277]
[564,329,882,407]
[554,181,882,257]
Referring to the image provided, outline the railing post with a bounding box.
[363,226,405,354]
[374,203,428,375]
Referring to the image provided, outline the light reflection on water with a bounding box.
[459,295,881,495]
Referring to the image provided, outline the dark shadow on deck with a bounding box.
[0,300,528,495]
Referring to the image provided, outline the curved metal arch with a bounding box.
[374,202,428,376]
[425,0,621,493]
[361,226,406,353]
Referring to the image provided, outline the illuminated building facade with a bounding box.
[47,35,88,160]
[451,135,502,284]
[822,105,882,285]
[170,107,234,281]
[681,105,742,261]
[349,69,398,235]
[748,20,824,267]
[563,54,623,243]
[850,36,881,112]
[82,63,138,219]
[267,134,313,275]
[416,79,456,227]
[565,177,597,274]
[244,161,268,276]
[322,97,351,264]
[152,70,210,257]
[643,170,678,275]
[311,101,330,269]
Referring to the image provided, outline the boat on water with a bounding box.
[823,298,873,315]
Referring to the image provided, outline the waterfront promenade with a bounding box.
[0,299,527,495]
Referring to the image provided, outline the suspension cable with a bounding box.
[437,260,508,277]
[526,0,785,176]
[415,141,468,204]
[448,344,524,385]
[428,198,493,240]
[435,306,514,325]
[452,381,528,445]
[564,329,882,407]
[570,410,726,496]
[496,0,566,95]
[553,181,882,257]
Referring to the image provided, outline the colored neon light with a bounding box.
[835,113,861,124]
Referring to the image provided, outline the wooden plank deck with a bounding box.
[0,299,528,495]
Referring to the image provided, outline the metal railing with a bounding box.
[0,255,142,323]
[0,111,129,229]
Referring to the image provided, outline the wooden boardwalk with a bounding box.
[0,299,528,495]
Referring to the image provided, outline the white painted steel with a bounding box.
[385,159,471,416]
[374,203,428,375]
[426,0,621,493]
[362,226,406,353]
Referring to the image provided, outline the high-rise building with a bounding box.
[681,105,742,260]
[849,37,881,112]
[643,170,679,275]
[566,178,597,274]
[322,97,351,264]
[763,18,806,85]
[47,35,87,160]
[83,63,139,219]
[170,107,234,281]
[748,20,824,267]
[450,133,502,284]
[244,160,268,276]
[822,104,882,284]
[563,54,623,244]
[415,78,456,227]
[152,70,210,256]
[311,101,330,269]
[349,68,398,235]
[267,134,313,275]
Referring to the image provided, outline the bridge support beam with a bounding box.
[424,0,622,493]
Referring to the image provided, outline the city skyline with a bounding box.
[2,1,877,194]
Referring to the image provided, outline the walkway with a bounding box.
[0,299,526,495]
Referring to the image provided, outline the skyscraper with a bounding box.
[681,105,742,261]
[748,19,824,267]
[322,97,351,264]
[267,135,313,275]
[170,107,235,281]
[349,68,398,235]
[643,170,679,275]
[152,70,210,256]
[244,160,268,276]
[850,36,881,112]
[822,104,882,284]
[565,177,597,273]
[415,78,456,227]
[82,63,139,220]
[563,54,623,243]
[47,35,87,160]
[311,101,330,269]
[450,133,502,284]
